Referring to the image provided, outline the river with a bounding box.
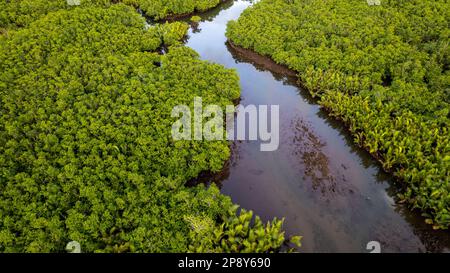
[175,0,450,252]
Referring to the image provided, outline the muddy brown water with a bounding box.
[178,0,450,252]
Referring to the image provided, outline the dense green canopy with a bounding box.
[0,0,222,31]
[126,0,222,20]
[0,4,297,252]
[227,0,450,228]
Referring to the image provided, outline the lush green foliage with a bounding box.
[0,0,222,31]
[126,0,222,20]
[190,15,202,23]
[0,4,297,252]
[186,207,301,252]
[227,0,450,228]
[0,0,113,30]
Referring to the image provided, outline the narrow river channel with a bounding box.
[176,0,450,252]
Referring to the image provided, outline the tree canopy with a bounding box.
[0,0,222,31]
[227,0,450,228]
[0,4,298,252]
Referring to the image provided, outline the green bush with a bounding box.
[137,0,221,20]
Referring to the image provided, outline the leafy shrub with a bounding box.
[137,0,221,20]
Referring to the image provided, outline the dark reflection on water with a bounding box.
[182,0,450,252]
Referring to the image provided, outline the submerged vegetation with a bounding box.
[227,0,450,228]
[0,3,299,252]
